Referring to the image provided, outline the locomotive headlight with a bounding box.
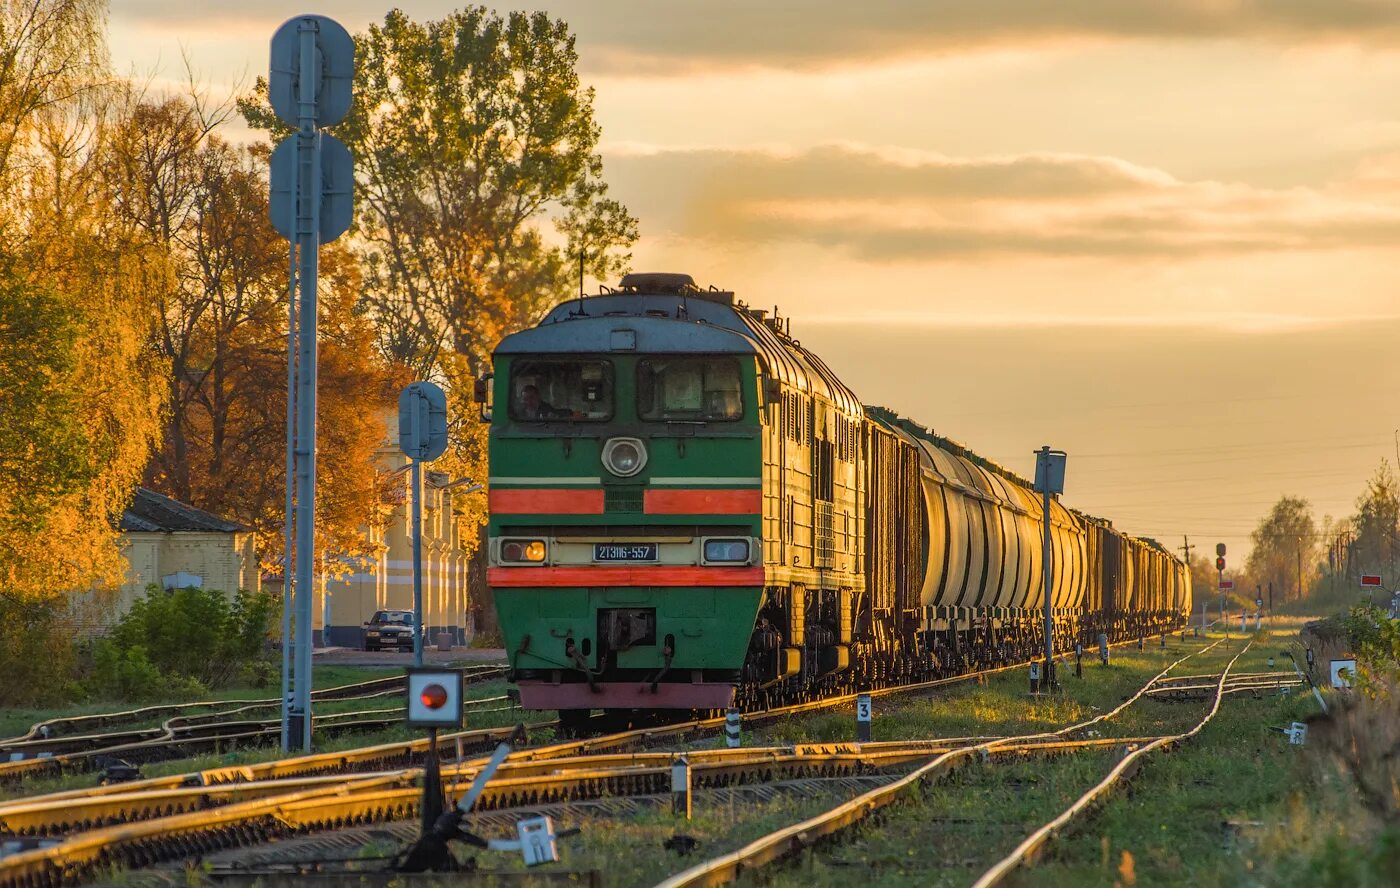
[602,437,647,477]
[501,539,547,563]
[703,538,750,564]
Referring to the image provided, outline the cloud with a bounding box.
[605,143,1400,260]
[113,2,1400,73]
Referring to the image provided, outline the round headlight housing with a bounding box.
[501,539,547,563]
[602,437,647,478]
[703,538,751,564]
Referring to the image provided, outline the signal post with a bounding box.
[268,14,355,753]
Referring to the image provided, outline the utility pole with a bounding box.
[1180,536,1195,565]
[1297,538,1303,603]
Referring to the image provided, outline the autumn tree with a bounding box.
[0,0,108,231]
[1245,495,1318,603]
[0,0,165,605]
[104,93,398,570]
[244,7,637,377]
[1350,461,1400,583]
[241,7,639,592]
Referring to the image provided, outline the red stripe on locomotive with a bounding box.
[643,488,761,515]
[489,488,605,515]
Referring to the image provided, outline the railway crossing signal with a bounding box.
[271,13,356,755]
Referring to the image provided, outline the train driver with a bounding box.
[517,384,575,420]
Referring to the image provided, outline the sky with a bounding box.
[109,1,1400,572]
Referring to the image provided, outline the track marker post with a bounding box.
[672,755,692,819]
[1074,642,1083,678]
[1098,633,1110,666]
[725,708,742,748]
[1028,662,1041,696]
[856,694,872,741]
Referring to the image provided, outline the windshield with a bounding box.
[372,611,411,624]
[637,357,744,421]
[509,360,613,421]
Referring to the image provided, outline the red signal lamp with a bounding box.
[1215,557,1225,571]
[406,668,464,728]
[420,683,449,709]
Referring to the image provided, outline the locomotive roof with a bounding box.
[497,280,864,415]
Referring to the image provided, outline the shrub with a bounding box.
[0,591,85,706]
[99,584,277,691]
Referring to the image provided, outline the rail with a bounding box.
[970,641,1250,887]
[651,637,1226,888]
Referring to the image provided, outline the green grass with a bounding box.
[386,630,1346,888]
[744,631,1338,888]
[403,635,1238,888]
[0,664,402,738]
[0,678,543,802]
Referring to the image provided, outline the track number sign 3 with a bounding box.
[856,693,872,742]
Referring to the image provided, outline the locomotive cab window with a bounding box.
[509,360,613,422]
[637,357,743,421]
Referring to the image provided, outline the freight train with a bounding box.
[481,273,1190,729]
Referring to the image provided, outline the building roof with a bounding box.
[120,487,247,534]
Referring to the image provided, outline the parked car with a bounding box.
[363,610,415,652]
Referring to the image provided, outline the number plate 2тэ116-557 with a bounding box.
[594,543,659,562]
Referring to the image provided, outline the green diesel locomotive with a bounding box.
[483,273,1190,724]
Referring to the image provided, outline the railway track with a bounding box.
[0,634,1177,887]
[970,640,1251,887]
[652,637,1233,888]
[0,667,508,782]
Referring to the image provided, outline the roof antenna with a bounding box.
[571,250,589,318]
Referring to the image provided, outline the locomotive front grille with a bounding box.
[604,486,644,513]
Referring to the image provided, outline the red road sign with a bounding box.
[1218,580,1234,590]
[1361,575,1384,588]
